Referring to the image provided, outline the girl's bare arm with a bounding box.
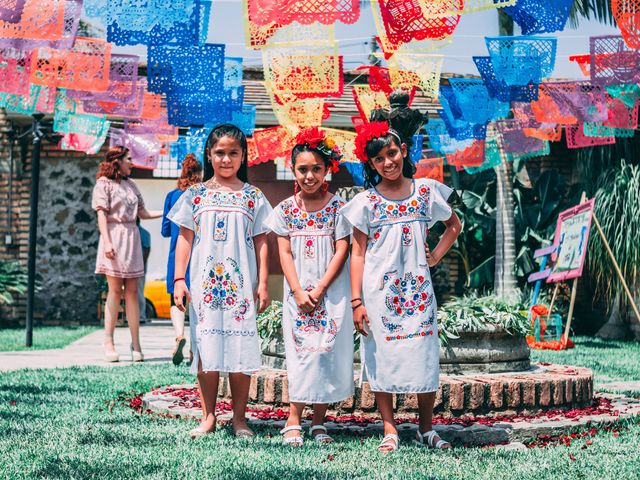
[277,235,316,313]
[253,233,271,313]
[350,228,370,336]
[173,226,194,312]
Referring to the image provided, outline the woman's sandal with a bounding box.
[414,430,452,449]
[280,425,304,446]
[309,425,334,444]
[378,433,400,452]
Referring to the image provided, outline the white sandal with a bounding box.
[280,425,304,446]
[309,425,334,444]
[378,433,400,452]
[415,430,451,449]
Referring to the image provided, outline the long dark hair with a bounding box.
[362,134,415,188]
[363,90,426,188]
[203,124,248,182]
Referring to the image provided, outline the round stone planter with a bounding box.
[262,324,530,374]
[440,324,530,374]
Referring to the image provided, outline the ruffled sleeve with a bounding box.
[167,186,196,231]
[251,188,274,237]
[339,191,371,235]
[91,178,111,213]
[264,201,289,236]
[333,197,352,241]
[426,179,453,228]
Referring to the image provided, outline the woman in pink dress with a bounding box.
[92,146,162,363]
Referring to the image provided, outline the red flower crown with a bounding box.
[353,121,392,163]
[295,126,343,173]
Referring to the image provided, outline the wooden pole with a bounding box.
[592,213,640,323]
[546,283,559,326]
[561,192,587,346]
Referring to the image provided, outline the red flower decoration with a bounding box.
[296,126,326,149]
[331,159,340,173]
[353,121,391,163]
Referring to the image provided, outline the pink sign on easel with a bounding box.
[547,198,595,283]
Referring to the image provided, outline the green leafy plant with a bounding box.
[437,293,531,343]
[513,169,581,281]
[0,260,29,305]
[257,300,283,339]
[448,170,497,292]
[588,159,640,309]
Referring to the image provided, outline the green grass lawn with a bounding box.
[0,337,639,479]
[0,326,98,352]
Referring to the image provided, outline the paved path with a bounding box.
[0,320,192,372]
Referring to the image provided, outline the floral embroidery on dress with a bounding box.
[279,197,345,234]
[304,237,315,258]
[367,183,431,225]
[290,287,338,352]
[401,223,412,246]
[214,213,227,241]
[201,256,250,323]
[190,184,262,221]
[380,271,435,341]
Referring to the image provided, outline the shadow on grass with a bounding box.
[32,457,165,480]
[576,340,623,349]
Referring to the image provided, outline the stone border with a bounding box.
[141,390,640,446]
[164,363,594,415]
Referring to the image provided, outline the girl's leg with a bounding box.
[375,392,398,451]
[170,299,186,365]
[170,305,185,338]
[104,275,124,353]
[197,368,220,432]
[311,403,328,429]
[283,402,306,441]
[417,392,451,448]
[311,403,333,443]
[229,372,253,435]
[123,277,142,352]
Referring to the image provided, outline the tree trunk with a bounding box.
[494,158,518,300]
[492,11,518,302]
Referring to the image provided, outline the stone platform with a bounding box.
[144,363,594,416]
[141,387,640,446]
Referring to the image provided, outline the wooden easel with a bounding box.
[529,193,640,348]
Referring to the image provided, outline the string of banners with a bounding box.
[0,0,637,180]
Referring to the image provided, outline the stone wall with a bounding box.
[33,149,103,323]
[0,110,105,326]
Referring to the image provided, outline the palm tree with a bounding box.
[491,2,614,301]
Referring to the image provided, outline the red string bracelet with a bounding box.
[173,277,186,284]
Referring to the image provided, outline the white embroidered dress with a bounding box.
[340,178,453,393]
[267,195,354,404]
[168,183,273,375]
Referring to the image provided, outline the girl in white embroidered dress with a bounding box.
[169,124,272,439]
[341,98,462,452]
[267,127,353,446]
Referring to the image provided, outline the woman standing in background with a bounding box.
[92,146,162,363]
[161,153,203,365]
